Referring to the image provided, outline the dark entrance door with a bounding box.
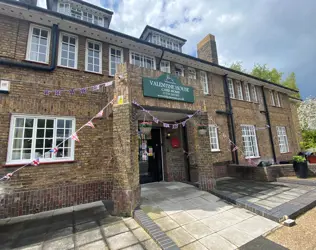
[139,128,163,184]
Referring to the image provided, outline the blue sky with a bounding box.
[39,0,316,99]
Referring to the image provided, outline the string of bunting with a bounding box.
[43,81,114,96]
[132,100,201,128]
[0,98,115,181]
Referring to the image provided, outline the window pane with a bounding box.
[23,139,32,148]
[46,120,54,128]
[66,120,72,128]
[12,150,21,160]
[36,139,44,148]
[45,139,53,148]
[57,129,64,138]
[37,129,44,138]
[24,129,33,138]
[13,139,22,149]
[14,128,23,138]
[16,118,24,127]
[22,150,32,160]
[45,129,53,138]
[38,119,45,128]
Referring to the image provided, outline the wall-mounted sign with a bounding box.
[142,74,194,103]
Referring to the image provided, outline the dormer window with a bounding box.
[57,1,105,27]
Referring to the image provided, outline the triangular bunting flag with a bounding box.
[163,123,170,128]
[85,121,95,128]
[32,158,40,166]
[4,173,13,180]
[96,110,103,118]
[49,147,58,154]
[182,121,186,127]
[71,133,80,142]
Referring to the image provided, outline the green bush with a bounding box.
[293,155,306,163]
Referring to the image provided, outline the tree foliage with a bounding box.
[283,72,301,98]
[300,130,316,151]
[229,61,247,73]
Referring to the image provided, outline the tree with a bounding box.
[283,72,301,98]
[250,63,283,84]
[229,61,247,73]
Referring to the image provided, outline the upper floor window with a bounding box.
[7,115,75,164]
[149,33,181,52]
[200,71,209,95]
[130,51,155,70]
[109,46,123,76]
[227,78,235,99]
[209,125,220,152]
[236,81,243,100]
[85,40,102,74]
[270,90,275,106]
[58,33,78,69]
[251,85,258,103]
[58,1,104,27]
[275,92,281,107]
[277,126,289,153]
[175,65,184,77]
[241,125,259,158]
[160,60,170,73]
[188,68,196,79]
[26,24,51,64]
[244,82,251,102]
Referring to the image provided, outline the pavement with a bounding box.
[0,201,161,250]
[140,182,280,250]
[212,177,316,221]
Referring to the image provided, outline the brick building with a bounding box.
[0,0,301,218]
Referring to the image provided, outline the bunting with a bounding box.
[85,121,95,128]
[71,133,80,142]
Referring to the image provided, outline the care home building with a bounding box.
[0,0,301,218]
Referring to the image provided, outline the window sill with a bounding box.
[57,65,79,71]
[211,150,221,153]
[0,90,9,94]
[3,160,76,168]
[280,152,292,154]
[23,59,49,65]
[245,156,261,159]
[84,70,103,76]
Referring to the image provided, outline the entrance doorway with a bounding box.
[139,128,163,184]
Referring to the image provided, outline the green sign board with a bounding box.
[142,74,194,103]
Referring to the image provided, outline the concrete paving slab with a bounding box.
[78,239,108,250]
[166,227,195,247]
[234,216,279,238]
[182,221,214,239]
[132,227,151,242]
[217,226,255,247]
[124,217,141,230]
[169,211,196,226]
[75,228,103,247]
[43,235,74,250]
[141,239,162,250]
[181,241,208,250]
[123,244,145,250]
[106,231,138,250]
[154,216,179,232]
[199,233,237,250]
[102,221,129,237]
[141,206,167,220]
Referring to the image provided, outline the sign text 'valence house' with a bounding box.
[142,74,194,103]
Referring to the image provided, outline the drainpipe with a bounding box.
[261,86,277,163]
[0,24,59,71]
[157,49,165,71]
[223,74,239,164]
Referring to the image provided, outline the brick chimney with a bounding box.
[197,34,218,64]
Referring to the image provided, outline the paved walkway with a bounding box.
[141,182,279,250]
[212,177,316,221]
[0,201,160,250]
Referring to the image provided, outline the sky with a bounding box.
[38,0,316,99]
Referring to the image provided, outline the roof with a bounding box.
[46,0,113,15]
[1,0,299,94]
[140,25,187,43]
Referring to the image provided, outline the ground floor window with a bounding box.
[209,125,220,151]
[7,115,75,164]
[277,126,289,153]
[241,125,259,158]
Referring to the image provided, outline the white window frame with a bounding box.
[236,81,243,100]
[227,78,235,99]
[6,114,76,165]
[85,39,102,74]
[188,68,196,79]
[57,1,104,27]
[251,85,258,103]
[26,24,51,64]
[109,45,123,76]
[200,71,209,95]
[270,90,276,106]
[129,51,156,70]
[58,32,78,69]
[275,92,281,107]
[175,64,184,77]
[160,60,170,73]
[244,82,251,101]
[209,125,220,152]
[241,125,260,159]
[276,126,289,153]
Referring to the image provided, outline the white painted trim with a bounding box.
[58,32,79,69]
[241,124,260,158]
[129,50,156,70]
[6,114,76,165]
[109,45,124,76]
[209,125,220,152]
[85,38,102,74]
[26,24,51,64]
[200,71,209,95]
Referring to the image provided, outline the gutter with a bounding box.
[0,24,59,71]
[261,86,277,163]
[0,0,299,94]
[222,74,239,164]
